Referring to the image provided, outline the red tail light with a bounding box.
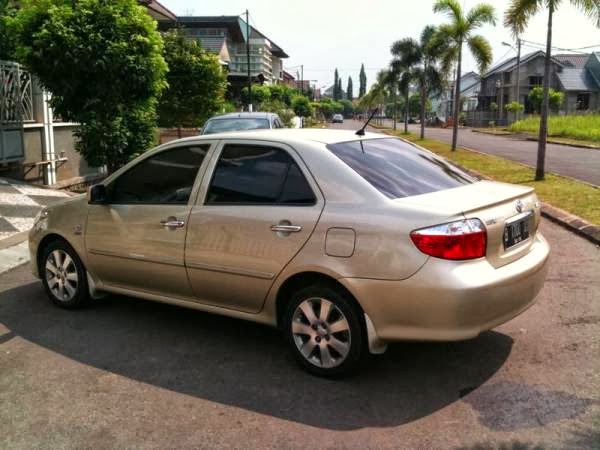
[410,219,487,260]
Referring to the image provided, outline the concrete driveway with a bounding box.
[1,220,599,449]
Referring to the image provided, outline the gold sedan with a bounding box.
[29,129,550,377]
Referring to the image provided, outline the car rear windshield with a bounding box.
[327,138,475,199]
[203,118,270,134]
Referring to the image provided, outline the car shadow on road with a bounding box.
[0,281,514,431]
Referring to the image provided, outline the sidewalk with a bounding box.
[0,177,71,273]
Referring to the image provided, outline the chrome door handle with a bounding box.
[270,224,302,233]
[160,218,185,228]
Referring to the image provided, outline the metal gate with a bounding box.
[0,60,33,163]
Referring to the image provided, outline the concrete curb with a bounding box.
[0,241,30,275]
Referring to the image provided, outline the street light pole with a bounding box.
[245,9,252,112]
[515,37,522,121]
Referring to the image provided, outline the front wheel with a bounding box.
[41,240,90,309]
[284,284,366,377]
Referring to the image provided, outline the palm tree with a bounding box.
[390,40,419,134]
[505,0,600,180]
[433,0,496,150]
[391,26,450,139]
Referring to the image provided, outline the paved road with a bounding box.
[331,119,600,186]
[408,124,600,186]
[1,220,599,449]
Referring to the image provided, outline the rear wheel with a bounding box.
[41,240,90,309]
[284,284,366,377]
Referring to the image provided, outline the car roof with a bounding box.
[207,112,277,120]
[168,128,387,146]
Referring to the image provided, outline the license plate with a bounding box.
[503,215,531,249]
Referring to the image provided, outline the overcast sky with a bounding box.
[161,0,600,91]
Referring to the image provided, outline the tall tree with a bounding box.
[391,26,450,139]
[337,77,343,100]
[158,30,227,138]
[333,68,340,100]
[390,39,420,134]
[359,63,367,97]
[15,0,167,172]
[505,0,600,180]
[346,76,354,100]
[0,0,16,59]
[434,0,496,150]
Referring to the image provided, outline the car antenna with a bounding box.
[355,109,377,136]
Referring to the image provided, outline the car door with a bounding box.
[85,143,212,298]
[184,140,324,313]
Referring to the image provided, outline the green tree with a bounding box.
[241,84,271,106]
[359,63,367,97]
[158,30,227,137]
[434,0,496,150]
[391,25,449,139]
[339,99,354,117]
[333,68,340,100]
[528,86,564,113]
[291,95,313,118]
[15,0,167,173]
[0,0,17,59]
[505,0,600,180]
[346,76,354,100]
[390,42,418,134]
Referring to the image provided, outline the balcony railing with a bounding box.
[0,60,34,123]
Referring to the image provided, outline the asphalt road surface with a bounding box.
[1,219,599,449]
[329,119,600,186]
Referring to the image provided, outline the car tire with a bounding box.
[41,239,90,309]
[284,283,366,377]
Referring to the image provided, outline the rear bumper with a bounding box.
[341,232,550,342]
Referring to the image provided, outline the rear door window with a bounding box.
[327,138,475,198]
[206,144,316,205]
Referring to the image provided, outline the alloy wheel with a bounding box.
[45,249,78,302]
[291,297,351,369]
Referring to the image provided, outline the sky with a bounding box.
[160,0,600,91]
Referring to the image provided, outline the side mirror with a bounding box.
[88,184,108,204]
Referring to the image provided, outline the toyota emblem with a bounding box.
[515,199,524,213]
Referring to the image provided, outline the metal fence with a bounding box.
[0,60,33,162]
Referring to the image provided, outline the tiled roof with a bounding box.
[554,54,589,68]
[557,68,599,91]
[138,0,176,22]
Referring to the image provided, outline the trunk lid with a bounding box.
[396,181,542,268]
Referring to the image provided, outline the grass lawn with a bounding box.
[509,114,600,143]
[384,130,600,225]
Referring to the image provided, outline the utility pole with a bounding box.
[515,37,522,121]
[245,9,252,112]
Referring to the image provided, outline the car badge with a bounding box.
[515,199,523,213]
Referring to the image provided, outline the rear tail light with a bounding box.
[410,219,487,260]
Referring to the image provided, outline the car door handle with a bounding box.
[270,224,302,233]
[160,218,185,228]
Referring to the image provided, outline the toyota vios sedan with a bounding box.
[29,129,550,377]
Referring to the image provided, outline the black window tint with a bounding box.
[327,138,475,199]
[206,145,315,205]
[109,146,208,204]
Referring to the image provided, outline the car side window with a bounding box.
[108,145,209,204]
[205,144,316,205]
[274,119,282,128]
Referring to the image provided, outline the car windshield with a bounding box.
[203,118,270,134]
[327,138,475,199]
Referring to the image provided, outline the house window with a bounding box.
[576,93,590,110]
[529,76,543,86]
[503,72,511,84]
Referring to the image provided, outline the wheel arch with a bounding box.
[274,271,364,329]
[36,233,78,276]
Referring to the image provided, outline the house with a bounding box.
[477,50,600,123]
[0,0,176,186]
[430,71,480,124]
[172,16,289,99]
[322,84,346,99]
